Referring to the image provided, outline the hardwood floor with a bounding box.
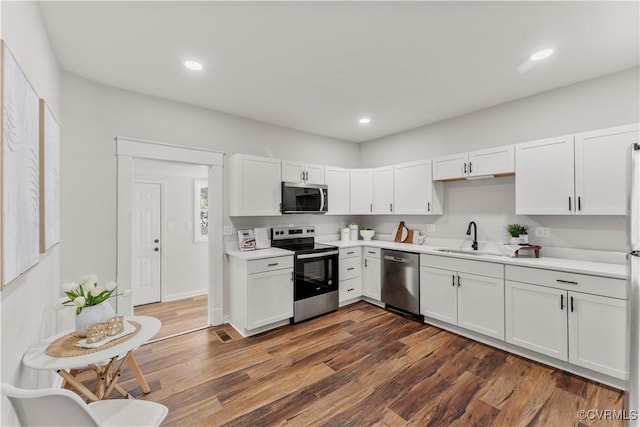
[110,302,623,426]
[134,294,208,340]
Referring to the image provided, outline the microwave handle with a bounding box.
[319,187,325,212]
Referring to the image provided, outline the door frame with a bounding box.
[116,136,225,325]
[132,179,165,305]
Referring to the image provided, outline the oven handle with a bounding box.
[297,250,339,260]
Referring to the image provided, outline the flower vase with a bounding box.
[75,301,115,337]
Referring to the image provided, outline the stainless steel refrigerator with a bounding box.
[628,142,640,425]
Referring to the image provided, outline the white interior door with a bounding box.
[132,182,162,305]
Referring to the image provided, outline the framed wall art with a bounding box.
[39,99,60,253]
[1,40,41,288]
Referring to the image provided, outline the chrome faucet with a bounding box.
[466,221,478,251]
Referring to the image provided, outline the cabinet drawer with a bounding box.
[505,265,626,299]
[247,256,294,274]
[340,277,363,301]
[339,247,361,259]
[421,254,503,278]
[341,257,362,280]
[363,247,381,258]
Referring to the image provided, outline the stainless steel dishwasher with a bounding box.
[381,249,422,319]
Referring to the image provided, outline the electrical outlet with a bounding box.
[426,224,436,232]
[535,227,550,238]
[223,225,233,236]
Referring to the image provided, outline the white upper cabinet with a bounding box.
[229,154,282,216]
[350,169,373,214]
[515,135,575,215]
[281,160,325,184]
[324,166,350,215]
[468,145,515,177]
[393,159,443,215]
[516,123,638,215]
[433,152,469,181]
[433,145,515,181]
[574,123,639,215]
[372,166,394,214]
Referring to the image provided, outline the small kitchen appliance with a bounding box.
[270,226,339,323]
[281,182,328,214]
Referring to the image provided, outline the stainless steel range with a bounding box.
[270,226,339,323]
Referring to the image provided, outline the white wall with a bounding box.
[1,2,62,426]
[359,68,639,252]
[133,159,209,300]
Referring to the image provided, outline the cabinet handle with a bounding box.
[367,251,375,255]
[347,251,355,255]
[556,279,578,285]
[347,267,355,271]
[365,259,368,268]
[291,272,294,282]
[457,275,461,287]
[452,274,455,287]
[469,162,472,173]
[560,294,564,310]
[464,163,467,174]
[570,296,574,312]
[267,262,279,267]
[348,288,355,292]
[568,196,572,211]
[370,204,372,213]
[428,202,431,212]
[306,171,309,181]
[390,203,393,212]
[578,196,581,211]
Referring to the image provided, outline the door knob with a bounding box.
[154,239,159,243]
[154,247,159,252]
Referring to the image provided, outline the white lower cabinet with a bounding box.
[339,248,362,304]
[363,247,381,301]
[228,255,294,336]
[505,276,627,380]
[420,255,504,340]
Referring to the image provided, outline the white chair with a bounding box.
[1,383,168,426]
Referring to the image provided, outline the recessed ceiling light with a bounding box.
[184,60,203,71]
[530,49,554,61]
[359,117,371,124]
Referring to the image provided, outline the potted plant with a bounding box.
[506,224,522,244]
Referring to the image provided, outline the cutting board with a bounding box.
[393,222,414,243]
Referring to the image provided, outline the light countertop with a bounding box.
[226,240,627,279]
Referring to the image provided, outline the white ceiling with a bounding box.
[38,1,639,143]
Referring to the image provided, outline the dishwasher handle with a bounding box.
[383,255,412,264]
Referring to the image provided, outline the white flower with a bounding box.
[104,281,117,292]
[121,289,133,297]
[80,274,98,286]
[73,296,86,308]
[61,282,78,293]
[55,297,69,310]
[90,286,105,297]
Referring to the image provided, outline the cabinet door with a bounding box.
[304,163,325,185]
[505,281,568,360]
[420,266,457,324]
[325,166,350,214]
[457,273,505,340]
[363,256,381,301]
[433,153,468,181]
[568,292,627,379]
[468,145,514,177]
[247,268,293,330]
[281,160,305,183]
[229,154,282,216]
[575,124,639,215]
[394,160,435,215]
[515,136,575,215]
[350,169,373,214]
[372,166,394,214]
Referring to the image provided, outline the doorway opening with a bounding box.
[115,137,224,335]
[131,159,210,340]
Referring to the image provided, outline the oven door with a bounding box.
[282,182,328,214]
[294,250,339,301]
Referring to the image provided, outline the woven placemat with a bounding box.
[46,321,141,358]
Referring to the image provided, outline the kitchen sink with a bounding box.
[435,248,503,257]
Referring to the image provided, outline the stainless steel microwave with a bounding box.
[281,182,328,214]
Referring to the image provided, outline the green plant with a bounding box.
[506,224,527,237]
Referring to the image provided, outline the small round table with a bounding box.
[23,316,160,402]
